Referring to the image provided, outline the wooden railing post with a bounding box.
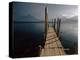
[54,18,56,30]
[44,6,48,46]
[57,18,61,37]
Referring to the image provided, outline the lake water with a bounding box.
[13,21,78,54]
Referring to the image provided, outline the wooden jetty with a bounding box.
[40,7,65,56]
[40,27,65,56]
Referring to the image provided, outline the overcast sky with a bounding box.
[13,2,78,21]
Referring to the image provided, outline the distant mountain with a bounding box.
[61,16,78,23]
[22,14,38,20]
[14,14,78,23]
[68,16,78,21]
[14,14,42,22]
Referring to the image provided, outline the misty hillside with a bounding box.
[61,16,78,23]
[14,14,42,22]
[14,14,78,23]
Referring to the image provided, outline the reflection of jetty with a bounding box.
[40,7,65,56]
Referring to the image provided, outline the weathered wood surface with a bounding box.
[40,27,65,56]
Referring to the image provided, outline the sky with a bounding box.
[12,2,78,21]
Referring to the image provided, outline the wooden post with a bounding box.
[57,18,61,37]
[54,18,56,30]
[45,7,48,44]
[52,19,53,27]
[52,18,56,30]
[56,18,58,35]
[58,18,61,38]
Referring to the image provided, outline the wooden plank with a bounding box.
[40,27,65,56]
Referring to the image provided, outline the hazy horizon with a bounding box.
[13,2,78,22]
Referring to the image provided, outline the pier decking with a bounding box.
[40,27,65,56]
